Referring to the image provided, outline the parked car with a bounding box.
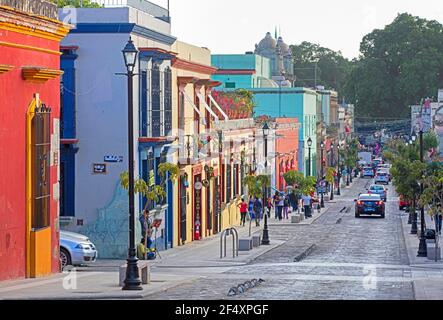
[355,194,385,218]
[368,184,388,202]
[399,195,411,211]
[60,230,98,269]
[362,166,375,178]
[375,171,390,185]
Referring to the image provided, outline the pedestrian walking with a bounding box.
[302,193,312,219]
[253,197,263,227]
[283,195,290,219]
[289,191,299,213]
[238,198,248,227]
[266,197,273,219]
[273,192,280,219]
[276,193,284,221]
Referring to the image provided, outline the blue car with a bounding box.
[368,184,388,202]
[362,167,374,178]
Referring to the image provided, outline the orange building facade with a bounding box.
[275,118,300,192]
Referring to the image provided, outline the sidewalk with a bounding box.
[0,224,284,300]
[400,209,443,300]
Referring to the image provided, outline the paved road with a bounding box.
[147,178,415,300]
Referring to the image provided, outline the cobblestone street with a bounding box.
[147,178,418,300]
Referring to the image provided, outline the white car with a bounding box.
[60,231,98,269]
[375,171,390,185]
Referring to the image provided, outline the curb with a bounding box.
[293,244,317,262]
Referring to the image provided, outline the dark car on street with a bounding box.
[355,194,385,218]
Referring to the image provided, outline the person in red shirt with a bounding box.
[238,198,248,226]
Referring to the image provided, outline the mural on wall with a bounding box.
[79,182,136,259]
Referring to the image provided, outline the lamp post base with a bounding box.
[122,249,143,291]
[261,214,270,245]
[417,237,428,257]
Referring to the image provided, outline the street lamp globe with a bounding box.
[411,131,417,143]
[330,143,334,150]
[320,141,324,149]
[307,137,313,147]
[122,37,138,73]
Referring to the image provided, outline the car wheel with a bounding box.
[60,248,71,270]
[399,206,403,211]
[381,213,385,219]
[355,214,360,218]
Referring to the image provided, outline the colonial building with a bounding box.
[171,41,256,246]
[58,4,177,257]
[0,0,69,281]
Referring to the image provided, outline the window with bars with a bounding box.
[233,164,239,197]
[140,70,148,137]
[226,162,232,203]
[151,64,161,137]
[33,105,51,230]
[164,67,172,136]
[157,152,167,206]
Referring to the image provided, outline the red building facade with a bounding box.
[0,1,69,281]
[275,118,300,192]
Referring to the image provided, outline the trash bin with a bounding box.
[426,229,436,240]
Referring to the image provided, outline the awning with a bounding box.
[208,94,229,121]
[196,93,219,121]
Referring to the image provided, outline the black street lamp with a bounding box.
[417,130,427,257]
[330,143,334,201]
[411,132,418,235]
[261,123,270,246]
[307,137,313,177]
[122,38,142,291]
[320,141,325,208]
[336,143,341,196]
[346,145,350,187]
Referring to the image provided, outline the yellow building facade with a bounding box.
[170,41,256,247]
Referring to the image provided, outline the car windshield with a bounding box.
[370,186,384,191]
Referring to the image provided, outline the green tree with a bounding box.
[283,170,316,195]
[290,41,353,96]
[344,13,443,121]
[50,0,103,8]
[243,174,270,199]
[120,163,179,212]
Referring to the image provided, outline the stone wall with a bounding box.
[0,0,57,20]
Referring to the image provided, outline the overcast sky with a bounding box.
[150,0,443,59]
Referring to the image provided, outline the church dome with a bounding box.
[257,32,276,51]
[277,37,291,56]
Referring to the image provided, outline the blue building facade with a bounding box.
[58,6,177,258]
[211,52,318,176]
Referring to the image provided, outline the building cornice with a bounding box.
[0,6,70,42]
[69,23,177,45]
[172,57,218,75]
[214,69,256,75]
[0,64,13,74]
[22,66,64,83]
